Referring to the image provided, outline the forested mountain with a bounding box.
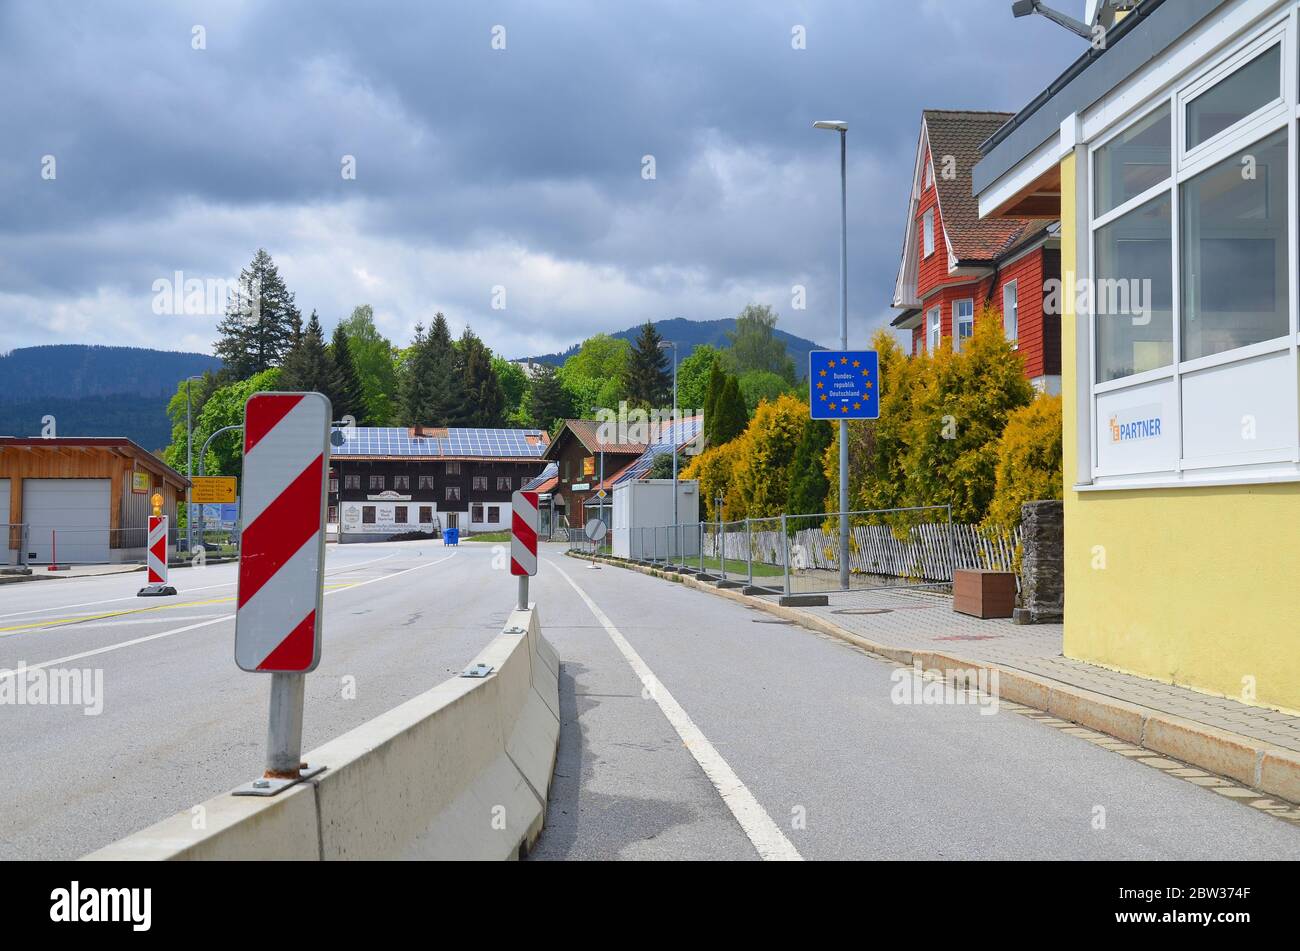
[520,317,826,378]
[0,345,221,450]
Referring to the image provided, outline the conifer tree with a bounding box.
[330,323,367,423]
[214,249,301,378]
[279,311,341,399]
[624,321,671,408]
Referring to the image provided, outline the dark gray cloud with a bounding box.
[0,0,1082,358]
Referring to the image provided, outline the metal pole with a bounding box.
[518,575,528,611]
[781,513,792,597]
[186,378,193,556]
[746,517,753,586]
[837,128,850,592]
[265,672,305,778]
[672,344,679,564]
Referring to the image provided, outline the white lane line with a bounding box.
[0,551,456,680]
[550,559,802,862]
[0,550,400,621]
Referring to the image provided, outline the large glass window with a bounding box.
[1186,44,1280,149]
[1094,103,1171,216]
[1002,282,1019,344]
[927,306,941,351]
[954,299,974,351]
[1180,129,1288,360]
[1095,192,1174,382]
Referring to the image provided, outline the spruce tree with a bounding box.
[330,323,367,423]
[711,375,749,445]
[787,418,833,515]
[398,313,469,426]
[457,326,506,427]
[279,311,342,399]
[525,363,572,431]
[214,249,302,378]
[624,321,671,408]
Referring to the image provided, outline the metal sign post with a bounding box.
[233,391,331,797]
[511,490,539,609]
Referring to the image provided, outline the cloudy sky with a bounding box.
[0,0,1084,360]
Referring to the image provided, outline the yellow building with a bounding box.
[974,0,1300,712]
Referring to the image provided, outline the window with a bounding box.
[927,306,941,352]
[954,300,974,351]
[922,209,935,257]
[344,474,361,490]
[445,486,461,502]
[497,476,511,491]
[1094,103,1171,216]
[1095,192,1174,381]
[328,505,338,523]
[329,477,338,494]
[418,506,433,524]
[369,475,385,491]
[362,506,376,524]
[471,504,484,524]
[392,475,409,491]
[1186,44,1280,150]
[472,476,488,491]
[1002,283,1018,344]
[445,461,461,476]
[394,506,408,525]
[418,475,435,490]
[924,155,933,190]
[1180,129,1288,360]
[487,506,500,523]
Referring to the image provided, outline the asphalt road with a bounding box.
[1,540,1297,861]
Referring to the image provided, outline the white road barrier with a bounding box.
[83,605,560,861]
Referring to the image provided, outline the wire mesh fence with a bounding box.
[619,506,1022,598]
[1,524,243,568]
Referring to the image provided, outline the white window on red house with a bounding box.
[923,209,935,257]
[927,306,941,352]
[924,155,933,190]
[1002,282,1019,344]
[471,504,484,523]
[955,299,974,351]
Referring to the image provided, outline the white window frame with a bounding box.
[927,305,941,352]
[1002,282,1019,346]
[954,298,974,352]
[1079,9,1300,491]
[923,209,935,257]
[925,155,934,190]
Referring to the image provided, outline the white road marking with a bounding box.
[550,559,803,862]
[0,550,400,621]
[0,551,456,679]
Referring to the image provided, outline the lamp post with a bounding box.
[183,375,204,556]
[813,119,851,590]
[658,339,678,557]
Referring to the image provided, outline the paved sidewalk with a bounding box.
[770,587,1300,756]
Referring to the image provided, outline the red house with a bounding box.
[892,109,1061,393]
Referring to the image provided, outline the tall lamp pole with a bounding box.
[183,375,203,556]
[658,339,678,555]
[814,119,851,590]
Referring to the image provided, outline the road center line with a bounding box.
[0,551,456,679]
[549,559,802,862]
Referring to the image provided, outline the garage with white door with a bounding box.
[24,479,111,564]
[0,478,11,565]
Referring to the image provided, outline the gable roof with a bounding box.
[544,419,650,459]
[894,110,1045,310]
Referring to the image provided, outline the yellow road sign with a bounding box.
[191,476,237,504]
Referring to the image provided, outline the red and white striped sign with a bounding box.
[235,392,331,673]
[146,515,168,584]
[511,490,539,576]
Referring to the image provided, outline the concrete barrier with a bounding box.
[85,605,560,861]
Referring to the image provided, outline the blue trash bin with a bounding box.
[444,527,459,546]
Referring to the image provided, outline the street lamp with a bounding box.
[589,404,605,569]
[183,375,204,556]
[1010,0,1093,39]
[658,339,678,558]
[813,119,851,590]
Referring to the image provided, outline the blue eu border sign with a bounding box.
[809,350,879,420]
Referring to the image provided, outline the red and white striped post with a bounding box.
[511,490,539,610]
[233,391,331,796]
[137,493,176,596]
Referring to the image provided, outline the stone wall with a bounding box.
[1014,500,1063,624]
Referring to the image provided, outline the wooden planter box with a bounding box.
[953,569,1017,619]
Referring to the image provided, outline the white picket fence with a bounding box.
[702,520,1021,586]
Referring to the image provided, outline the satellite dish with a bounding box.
[329,429,346,447]
[584,518,608,541]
